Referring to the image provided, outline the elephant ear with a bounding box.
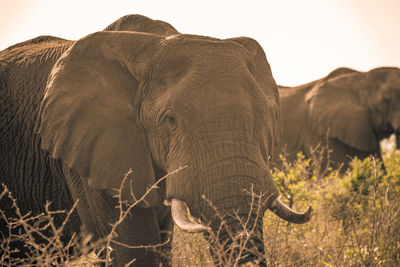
[103,14,179,37]
[228,37,281,156]
[36,31,162,207]
[305,73,378,151]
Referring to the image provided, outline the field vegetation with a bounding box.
[1,141,399,266]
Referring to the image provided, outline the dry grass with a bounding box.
[263,143,400,266]
[172,229,213,267]
[1,143,400,266]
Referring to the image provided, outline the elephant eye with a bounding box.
[162,111,178,132]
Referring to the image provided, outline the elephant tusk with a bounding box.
[171,198,211,233]
[269,197,312,224]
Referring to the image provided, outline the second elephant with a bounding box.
[274,67,400,171]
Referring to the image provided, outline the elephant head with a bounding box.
[103,14,179,37]
[306,67,400,154]
[35,30,311,265]
[365,68,400,140]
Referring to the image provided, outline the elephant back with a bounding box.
[4,35,68,50]
[323,67,358,81]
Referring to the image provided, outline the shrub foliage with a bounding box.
[1,148,400,266]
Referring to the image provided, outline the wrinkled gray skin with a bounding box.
[274,67,400,171]
[0,15,311,266]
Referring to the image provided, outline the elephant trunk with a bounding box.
[166,119,312,264]
[169,171,311,264]
[171,196,267,265]
[167,159,274,265]
[206,214,267,266]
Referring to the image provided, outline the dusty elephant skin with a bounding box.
[274,67,400,171]
[0,15,311,266]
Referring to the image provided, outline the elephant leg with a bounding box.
[59,164,162,266]
[344,141,383,170]
[321,138,350,171]
[330,138,376,171]
[112,207,162,267]
[152,171,174,266]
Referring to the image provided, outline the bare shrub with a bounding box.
[2,150,400,266]
[172,230,213,267]
[0,167,183,266]
[0,184,101,266]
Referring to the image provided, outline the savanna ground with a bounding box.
[1,138,400,266]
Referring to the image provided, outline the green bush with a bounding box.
[2,150,400,266]
[265,151,400,267]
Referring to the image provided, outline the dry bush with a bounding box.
[263,144,400,267]
[0,168,181,266]
[172,229,213,267]
[2,143,400,266]
[1,165,269,267]
[0,184,101,266]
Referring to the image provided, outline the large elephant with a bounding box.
[274,67,400,171]
[0,15,311,266]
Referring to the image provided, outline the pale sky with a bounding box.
[1,0,399,86]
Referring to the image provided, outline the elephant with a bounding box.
[0,14,312,266]
[273,67,400,172]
